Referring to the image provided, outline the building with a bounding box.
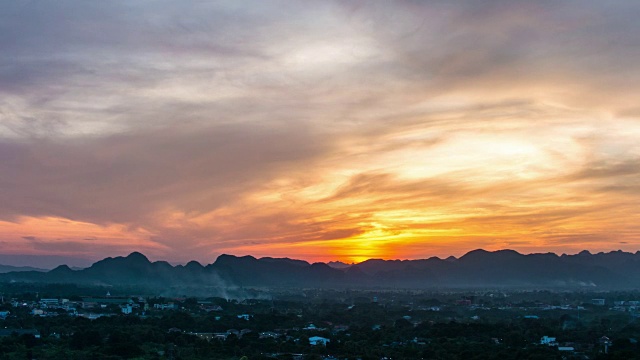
[82,297,132,309]
[540,336,557,346]
[592,299,606,306]
[154,303,179,310]
[309,336,330,346]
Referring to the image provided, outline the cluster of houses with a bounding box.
[590,298,640,315]
[180,328,331,346]
[0,294,226,319]
[609,300,640,312]
[540,334,623,355]
[186,328,253,341]
[2,292,639,358]
[0,295,341,346]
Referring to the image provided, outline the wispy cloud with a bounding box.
[1,1,639,264]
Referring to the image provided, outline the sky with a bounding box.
[1,0,640,267]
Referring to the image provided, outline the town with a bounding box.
[1,286,639,359]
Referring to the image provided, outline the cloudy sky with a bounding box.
[1,0,640,266]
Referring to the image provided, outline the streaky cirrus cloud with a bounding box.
[1,0,639,265]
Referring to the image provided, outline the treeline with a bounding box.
[0,309,639,359]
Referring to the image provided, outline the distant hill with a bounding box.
[327,261,352,269]
[1,249,640,291]
[0,264,48,274]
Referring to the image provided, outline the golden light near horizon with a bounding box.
[1,1,640,266]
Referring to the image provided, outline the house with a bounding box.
[0,311,9,319]
[39,298,59,306]
[237,314,250,321]
[213,333,228,340]
[540,336,557,346]
[154,303,179,310]
[558,346,575,352]
[592,299,605,306]
[121,304,133,314]
[309,336,330,346]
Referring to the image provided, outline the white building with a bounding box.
[309,336,330,346]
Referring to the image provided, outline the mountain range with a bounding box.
[1,249,640,291]
[0,264,48,274]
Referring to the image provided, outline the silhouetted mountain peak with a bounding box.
[214,254,257,265]
[461,249,523,260]
[49,264,73,273]
[497,249,520,254]
[459,249,490,260]
[260,257,310,267]
[126,252,150,263]
[327,261,352,269]
[310,262,330,269]
[578,250,592,256]
[185,260,204,270]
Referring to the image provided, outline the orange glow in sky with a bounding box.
[1,1,640,266]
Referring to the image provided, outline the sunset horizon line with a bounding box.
[107,246,640,263]
[3,246,639,270]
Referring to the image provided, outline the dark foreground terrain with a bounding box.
[1,283,639,360]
